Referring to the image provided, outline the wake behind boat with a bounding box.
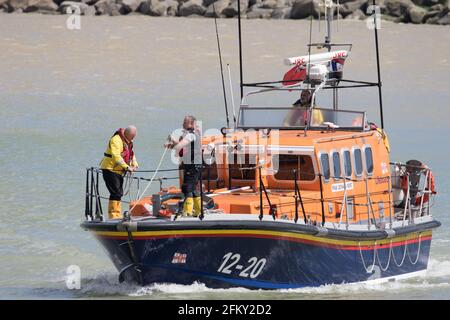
[81,0,440,289]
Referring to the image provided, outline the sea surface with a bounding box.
[0,14,449,299]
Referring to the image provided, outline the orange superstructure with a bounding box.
[188,125,391,225]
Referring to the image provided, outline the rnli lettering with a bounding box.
[331,181,354,192]
[375,177,389,184]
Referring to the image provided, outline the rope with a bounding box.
[129,148,168,214]
[406,234,422,265]
[359,234,423,273]
[358,241,377,273]
[391,238,408,267]
[375,240,392,271]
[123,171,134,202]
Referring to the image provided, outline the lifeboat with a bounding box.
[81,1,440,289]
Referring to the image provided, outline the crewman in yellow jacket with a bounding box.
[100,125,139,219]
[283,89,324,127]
[369,122,391,153]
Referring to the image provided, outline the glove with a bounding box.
[164,136,177,149]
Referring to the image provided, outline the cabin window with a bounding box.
[274,155,315,181]
[364,147,374,175]
[354,148,363,177]
[332,151,341,180]
[229,153,256,180]
[320,153,330,181]
[343,150,352,178]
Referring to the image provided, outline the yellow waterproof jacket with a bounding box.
[376,128,391,153]
[100,134,138,175]
[310,109,324,126]
[283,105,324,127]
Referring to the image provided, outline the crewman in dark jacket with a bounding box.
[165,116,202,217]
[100,125,139,219]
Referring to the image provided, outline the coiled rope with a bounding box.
[359,234,423,272]
[406,234,422,265]
[358,241,377,273]
[128,147,168,215]
[375,240,392,272]
[123,171,134,202]
[391,238,408,267]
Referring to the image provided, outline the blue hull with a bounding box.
[94,230,432,289]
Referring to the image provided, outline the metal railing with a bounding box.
[85,167,179,221]
[84,161,435,227]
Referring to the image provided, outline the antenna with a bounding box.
[372,0,385,129]
[213,4,230,128]
[319,0,338,51]
[237,0,244,100]
[304,15,314,137]
[318,0,341,110]
[227,64,237,128]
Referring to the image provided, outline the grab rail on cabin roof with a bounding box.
[241,79,379,105]
[236,106,367,131]
[84,163,434,225]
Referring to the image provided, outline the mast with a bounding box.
[372,0,385,129]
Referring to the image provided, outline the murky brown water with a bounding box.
[0,14,449,299]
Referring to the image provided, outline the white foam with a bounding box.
[130,282,252,297]
[426,259,450,278]
[77,258,450,297]
[78,273,141,297]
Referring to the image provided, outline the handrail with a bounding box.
[85,168,91,220]
[199,161,205,221]
[84,161,434,224]
[293,170,307,224]
[318,173,326,226]
[258,166,276,221]
[87,163,423,183]
[90,168,94,220]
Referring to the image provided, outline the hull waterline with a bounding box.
[82,219,439,289]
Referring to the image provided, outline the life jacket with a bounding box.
[111,128,134,165]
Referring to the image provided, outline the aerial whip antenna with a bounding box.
[213,4,230,128]
[227,64,237,128]
[237,0,244,99]
[372,0,385,129]
[304,14,314,137]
